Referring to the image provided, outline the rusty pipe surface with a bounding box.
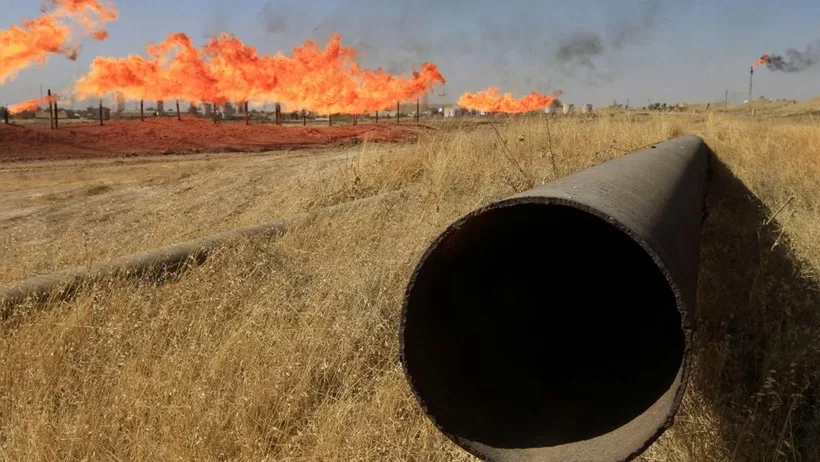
[400,135,711,462]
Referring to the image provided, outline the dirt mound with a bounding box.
[0,118,423,161]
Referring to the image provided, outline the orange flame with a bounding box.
[753,54,771,67]
[0,0,117,84]
[457,88,563,113]
[75,32,446,115]
[8,94,60,114]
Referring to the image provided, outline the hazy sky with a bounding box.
[2,0,820,108]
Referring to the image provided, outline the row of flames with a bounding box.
[2,1,561,117]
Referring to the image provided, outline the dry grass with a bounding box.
[0,146,409,283]
[1,113,819,461]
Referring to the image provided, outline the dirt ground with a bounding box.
[0,117,423,161]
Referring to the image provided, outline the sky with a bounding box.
[2,0,820,108]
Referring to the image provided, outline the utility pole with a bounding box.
[53,93,59,129]
[47,89,54,129]
[748,66,754,113]
[725,89,729,107]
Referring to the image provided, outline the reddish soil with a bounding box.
[0,118,423,161]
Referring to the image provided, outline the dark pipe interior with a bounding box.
[402,203,684,448]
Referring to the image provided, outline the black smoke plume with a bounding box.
[766,40,820,73]
[553,0,665,77]
[555,32,605,71]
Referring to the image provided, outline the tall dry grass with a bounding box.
[1,113,819,461]
[0,147,381,283]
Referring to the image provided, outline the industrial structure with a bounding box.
[222,102,235,119]
[92,106,111,120]
[116,92,125,114]
[443,107,463,117]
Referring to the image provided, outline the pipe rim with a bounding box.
[399,194,694,461]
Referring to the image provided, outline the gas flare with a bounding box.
[457,88,563,113]
[8,94,60,114]
[753,55,771,66]
[75,32,445,115]
[0,0,118,84]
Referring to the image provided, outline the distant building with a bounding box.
[203,103,213,116]
[116,92,126,114]
[35,110,75,119]
[581,104,593,114]
[443,107,463,117]
[223,102,235,119]
[118,110,145,119]
[91,106,111,120]
[156,100,165,115]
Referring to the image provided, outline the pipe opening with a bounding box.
[402,202,685,449]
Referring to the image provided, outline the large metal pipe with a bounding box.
[400,135,711,462]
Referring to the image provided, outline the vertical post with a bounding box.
[303,110,306,126]
[176,100,181,121]
[748,66,754,114]
[47,89,54,129]
[375,111,378,124]
[245,101,250,125]
[329,113,332,126]
[725,89,729,108]
[3,106,8,124]
[140,100,144,121]
[416,98,420,124]
[53,91,60,129]
[353,114,357,126]
[396,101,400,124]
[99,99,104,126]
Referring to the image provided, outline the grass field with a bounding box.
[1,112,819,461]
